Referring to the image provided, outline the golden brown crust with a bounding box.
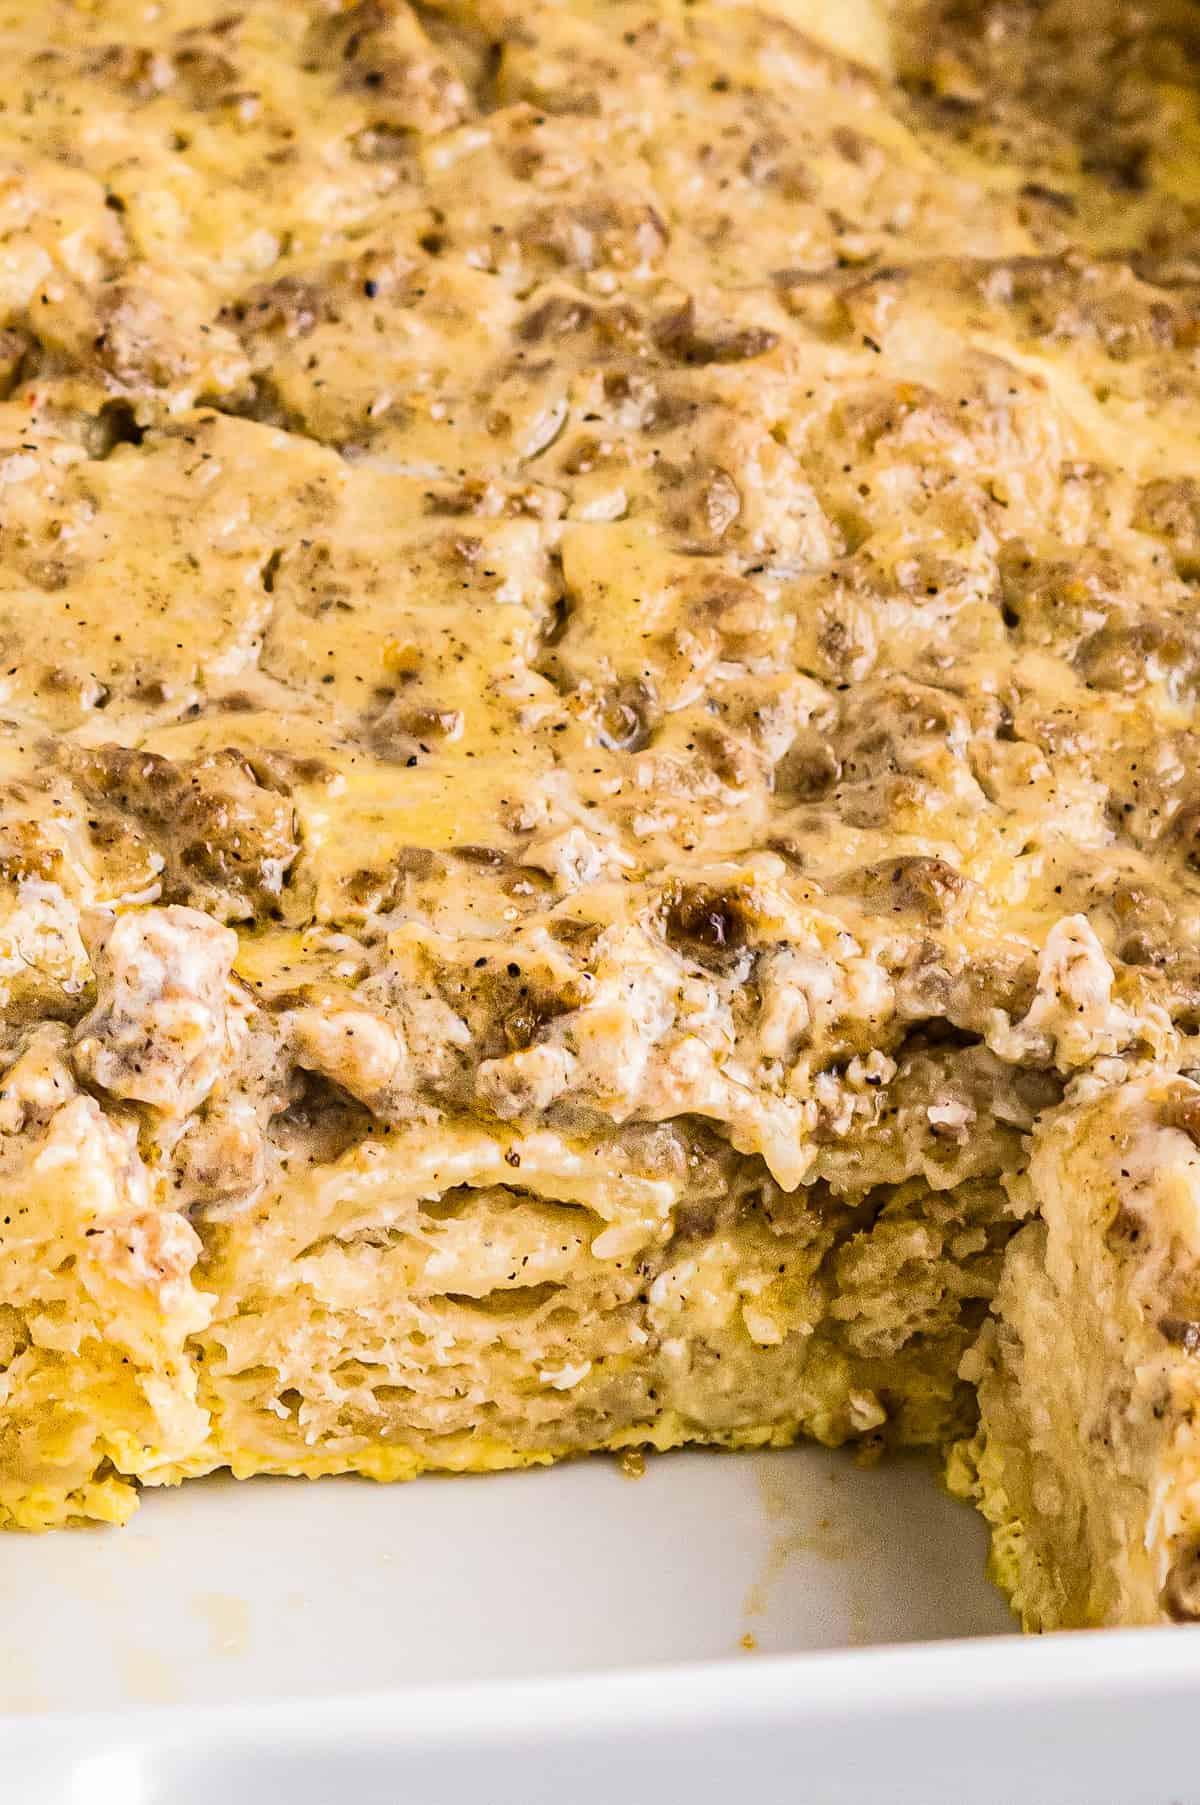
[0,0,1199,1618]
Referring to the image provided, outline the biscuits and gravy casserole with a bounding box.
[3,0,1200,1633]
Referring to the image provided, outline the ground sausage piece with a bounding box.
[661,882,752,967]
[1161,1541,1200,1622]
[845,855,971,924]
[654,299,779,365]
[1134,477,1200,579]
[67,744,299,921]
[72,905,237,1116]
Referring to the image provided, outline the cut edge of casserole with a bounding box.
[3,0,1200,1634]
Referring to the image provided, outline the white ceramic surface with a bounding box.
[0,1445,1010,1712]
[4,1445,1197,1802]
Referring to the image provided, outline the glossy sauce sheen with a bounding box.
[1,0,1200,1629]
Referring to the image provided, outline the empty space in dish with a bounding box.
[0,1444,1013,1716]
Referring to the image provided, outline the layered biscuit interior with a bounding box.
[3,0,1200,1630]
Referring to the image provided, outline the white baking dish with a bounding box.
[3,1445,1197,1802]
